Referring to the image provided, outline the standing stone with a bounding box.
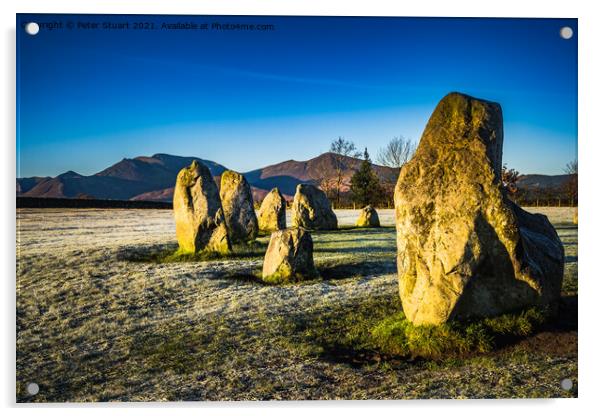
[291,184,338,230]
[173,160,231,254]
[220,170,259,243]
[356,205,380,227]
[258,188,286,232]
[262,227,318,283]
[394,92,564,326]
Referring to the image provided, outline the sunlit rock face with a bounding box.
[220,170,258,243]
[262,227,317,283]
[291,184,338,230]
[394,92,564,326]
[356,205,380,227]
[173,160,231,254]
[258,187,287,232]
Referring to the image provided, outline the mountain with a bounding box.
[516,174,571,190]
[19,154,228,201]
[96,154,227,186]
[130,184,273,203]
[20,170,157,200]
[244,152,399,196]
[16,176,50,194]
[129,187,175,202]
[18,153,572,204]
[18,152,399,203]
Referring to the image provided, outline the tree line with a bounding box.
[312,136,416,209]
[315,136,577,209]
[503,161,578,207]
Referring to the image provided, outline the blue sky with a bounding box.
[17,15,577,177]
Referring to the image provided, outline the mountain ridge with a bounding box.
[17,153,570,203]
[18,154,228,201]
[515,174,571,190]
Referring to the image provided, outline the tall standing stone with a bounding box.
[173,160,231,254]
[258,188,286,232]
[394,92,564,325]
[291,184,338,230]
[220,170,258,243]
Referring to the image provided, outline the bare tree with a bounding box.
[308,167,336,200]
[564,160,578,175]
[376,136,416,168]
[564,159,578,206]
[329,137,361,208]
[330,137,361,159]
[375,136,416,207]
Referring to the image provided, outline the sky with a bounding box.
[16,14,577,177]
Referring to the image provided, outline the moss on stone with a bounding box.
[262,263,319,284]
[371,306,549,359]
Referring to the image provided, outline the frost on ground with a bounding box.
[16,207,577,401]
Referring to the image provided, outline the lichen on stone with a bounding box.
[394,92,564,326]
[173,160,231,254]
[220,170,258,243]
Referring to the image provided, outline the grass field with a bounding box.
[16,207,577,401]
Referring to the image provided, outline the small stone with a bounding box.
[262,228,318,283]
[356,205,380,227]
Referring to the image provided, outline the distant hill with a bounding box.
[16,176,50,194]
[244,152,399,196]
[129,187,175,202]
[512,173,574,204]
[17,152,398,203]
[516,174,571,190]
[20,153,568,205]
[18,154,228,201]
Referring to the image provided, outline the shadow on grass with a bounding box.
[121,293,578,380]
[117,237,397,285]
[315,245,395,254]
[554,224,578,230]
[129,328,214,376]
[316,259,396,280]
[313,226,396,235]
[294,294,578,368]
[544,295,577,332]
[116,240,268,264]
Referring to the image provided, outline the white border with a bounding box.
[3,1,601,415]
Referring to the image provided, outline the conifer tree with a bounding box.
[350,148,382,207]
